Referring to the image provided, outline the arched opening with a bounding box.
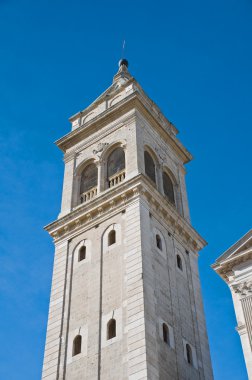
[156,235,162,251]
[177,255,183,271]
[72,335,82,356]
[162,323,170,345]
[107,319,116,340]
[186,343,193,365]
[78,246,86,261]
[80,163,98,203]
[144,151,156,184]
[108,230,116,246]
[107,147,125,188]
[163,172,175,205]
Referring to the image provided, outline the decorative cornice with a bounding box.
[68,77,178,135]
[63,113,136,163]
[232,282,252,297]
[212,249,252,283]
[55,92,191,164]
[69,78,135,122]
[92,142,109,158]
[218,229,252,259]
[236,324,247,335]
[44,174,206,253]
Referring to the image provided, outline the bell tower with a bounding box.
[42,60,213,380]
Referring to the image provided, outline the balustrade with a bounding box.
[80,187,97,203]
[108,170,125,188]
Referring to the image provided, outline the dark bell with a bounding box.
[119,58,129,68]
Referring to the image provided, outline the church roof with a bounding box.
[68,60,178,136]
[56,60,192,164]
[212,229,252,280]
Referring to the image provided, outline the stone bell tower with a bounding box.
[41,59,213,380]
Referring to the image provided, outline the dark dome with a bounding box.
[119,58,129,68]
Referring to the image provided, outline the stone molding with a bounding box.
[212,230,252,283]
[45,174,206,253]
[57,93,192,165]
[233,282,252,297]
[212,250,252,283]
[236,324,247,336]
[63,113,135,164]
[68,76,177,135]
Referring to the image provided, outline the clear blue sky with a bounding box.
[0,0,251,379]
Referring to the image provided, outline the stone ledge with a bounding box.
[45,174,206,253]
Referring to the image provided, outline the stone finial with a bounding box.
[113,58,131,83]
[119,58,129,69]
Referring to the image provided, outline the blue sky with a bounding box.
[0,0,251,379]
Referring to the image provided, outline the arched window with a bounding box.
[80,163,98,202]
[156,235,162,251]
[107,147,125,187]
[144,151,156,184]
[186,343,193,365]
[107,319,116,340]
[162,323,170,345]
[177,255,183,271]
[78,246,86,261]
[163,172,175,205]
[72,335,82,356]
[108,230,116,246]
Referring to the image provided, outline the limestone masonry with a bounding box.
[41,60,214,380]
[213,230,252,379]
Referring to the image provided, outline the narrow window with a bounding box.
[144,151,156,184]
[186,343,193,365]
[80,163,98,194]
[107,147,125,187]
[107,319,116,340]
[177,255,183,271]
[78,246,86,261]
[72,335,82,356]
[163,172,175,205]
[162,323,170,345]
[156,235,162,251]
[108,230,116,246]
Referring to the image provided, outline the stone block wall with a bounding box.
[42,101,213,379]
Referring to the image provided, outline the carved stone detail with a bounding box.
[233,282,252,297]
[154,146,165,165]
[93,142,109,158]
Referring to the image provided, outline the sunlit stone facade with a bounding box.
[41,61,213,380]
[213,229,252,379]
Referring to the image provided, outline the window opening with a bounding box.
[177,255,183,271]
[163,172,175,205]
[186,343,193,365]
[107,147,125,183]
[72,335,82,356]
[107,319,116,340]
[80,163,98,194]
[78,246,86,261]
[162,323,170,345]
[144,151,156,184]
[108,230,116,246]
[156,235,162,250]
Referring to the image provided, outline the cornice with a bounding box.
[212,249,252,283]
[45,174,206,253]
[68,78,178,136]
[135,99,192,164]
[236,324,247,336]
[232,281,252,297]
[55,92,192,164]
[213,229,252,265]
[63,113,136,163]
[56,93,137,151]
[69,78,135,122]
